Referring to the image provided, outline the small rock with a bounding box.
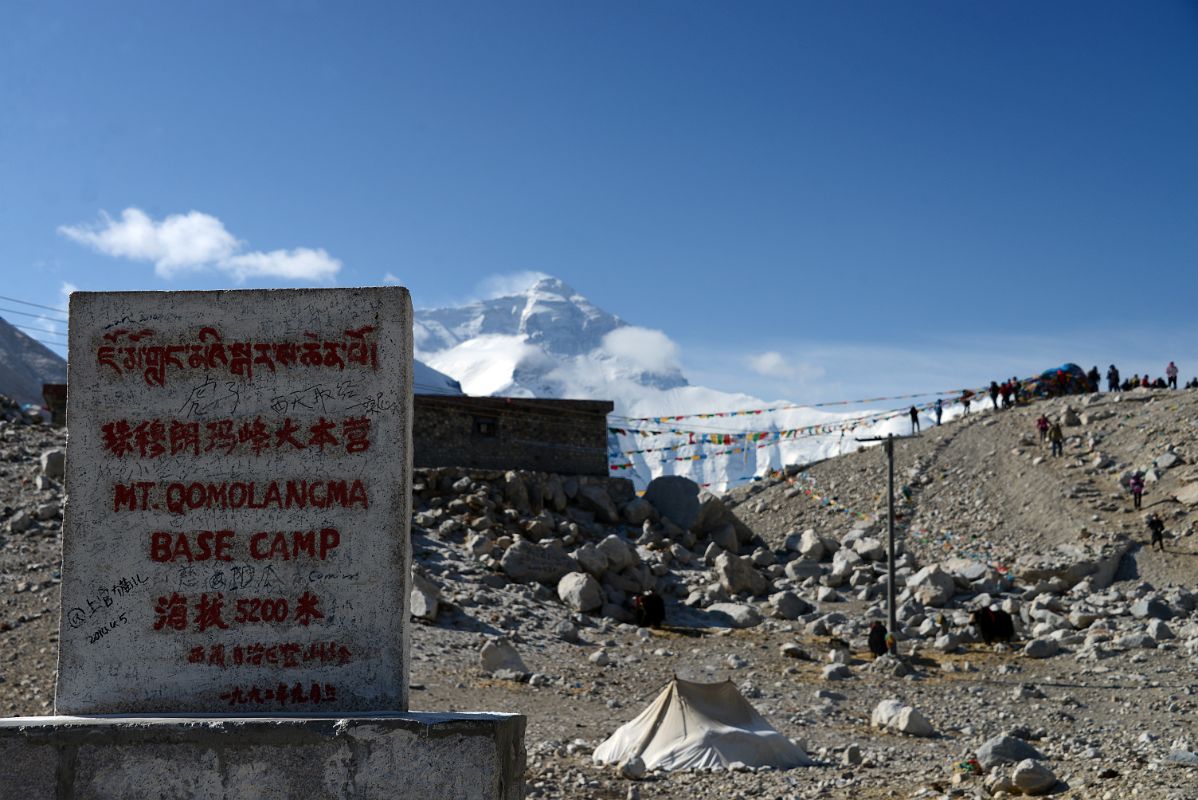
[619,756,646,780]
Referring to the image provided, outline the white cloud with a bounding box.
[477,270,551,298]
[747,351,795,377]
[58,207,340,283]
[601,326,680,375]
[383,272,402,285]
[222,248,340,282]
[59,282,78,308]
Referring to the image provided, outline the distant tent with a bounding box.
[593,677,811,771]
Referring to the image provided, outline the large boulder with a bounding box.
[706,602,762,628]
[1131,597,1173,620]
[622,497,654,526]
[502,471,531,514]
[870,700,935,737]
[1010,759,1057,795]
[480,637,528,674]
[40,449,65,479]
[713,552,767,596]
[1013,542,1130,590]
[707,523,739,553]
[574,543,609,577]
[577,484,619,524]
[1022,638,1060,659]
[596,534,636,572]
[907,565,956,607]
[410,570,440,622]
[977,735,1045,770]
[797,529,826,560]
[852,536,886,562]
[643,476,701,530]
[558,572,603,612]
[785,558,822,581]
[693,492,755,542]
[769,591,813,620]
[500,540,576,584]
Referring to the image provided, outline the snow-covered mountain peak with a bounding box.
[416,275,687,398]
[415,274,625,358]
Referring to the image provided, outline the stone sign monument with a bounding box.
[57,288,411,714]
[0,288,524,799]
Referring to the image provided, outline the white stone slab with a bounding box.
[0,713,525,799]
[55,288,413,714]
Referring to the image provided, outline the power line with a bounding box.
[13,323,67,339]
[0,306,69,322]
[0,293,67,313]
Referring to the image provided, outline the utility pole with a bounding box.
[856,431,916,650]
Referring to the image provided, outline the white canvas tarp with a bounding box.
[593,677,811,771]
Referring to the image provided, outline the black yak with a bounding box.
[868,621,888,658]
[971,607,1015,645]
[632,591,665,628]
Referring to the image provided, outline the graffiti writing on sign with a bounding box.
[174,563,286,595]
[87,612,130,645]
[65,573,150,629]
[96,325,379,387]
[270,380,360,416]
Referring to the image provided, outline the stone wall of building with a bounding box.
[414,396,613,477]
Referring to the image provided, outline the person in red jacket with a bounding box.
[1128,473,1144,510]
[1036,414,1050,444]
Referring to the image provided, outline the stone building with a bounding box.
[414,395,613,476]
[41,383,67,425]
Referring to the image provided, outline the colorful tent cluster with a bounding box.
[1021,363,1091,398]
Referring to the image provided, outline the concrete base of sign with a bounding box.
[0,712,525,799]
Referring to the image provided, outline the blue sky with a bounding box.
[2,1,1196,403]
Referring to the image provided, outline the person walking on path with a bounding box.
[1167,361,1179,389]
[1128,473,1144,510]
[1147,513,1167,552]
[1087,366,1100,393]
[1107,365,1120,392]
[1036,414,1050,444]
[1048,422,1064,457]
[909,405,920,434]
[989,381,1000,410]
[961,390,973,414]
[934,398,943,426]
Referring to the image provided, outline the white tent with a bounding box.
[593,677,811,771]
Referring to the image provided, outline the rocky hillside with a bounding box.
[0,317,66,406]
[3,387,1198,798]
